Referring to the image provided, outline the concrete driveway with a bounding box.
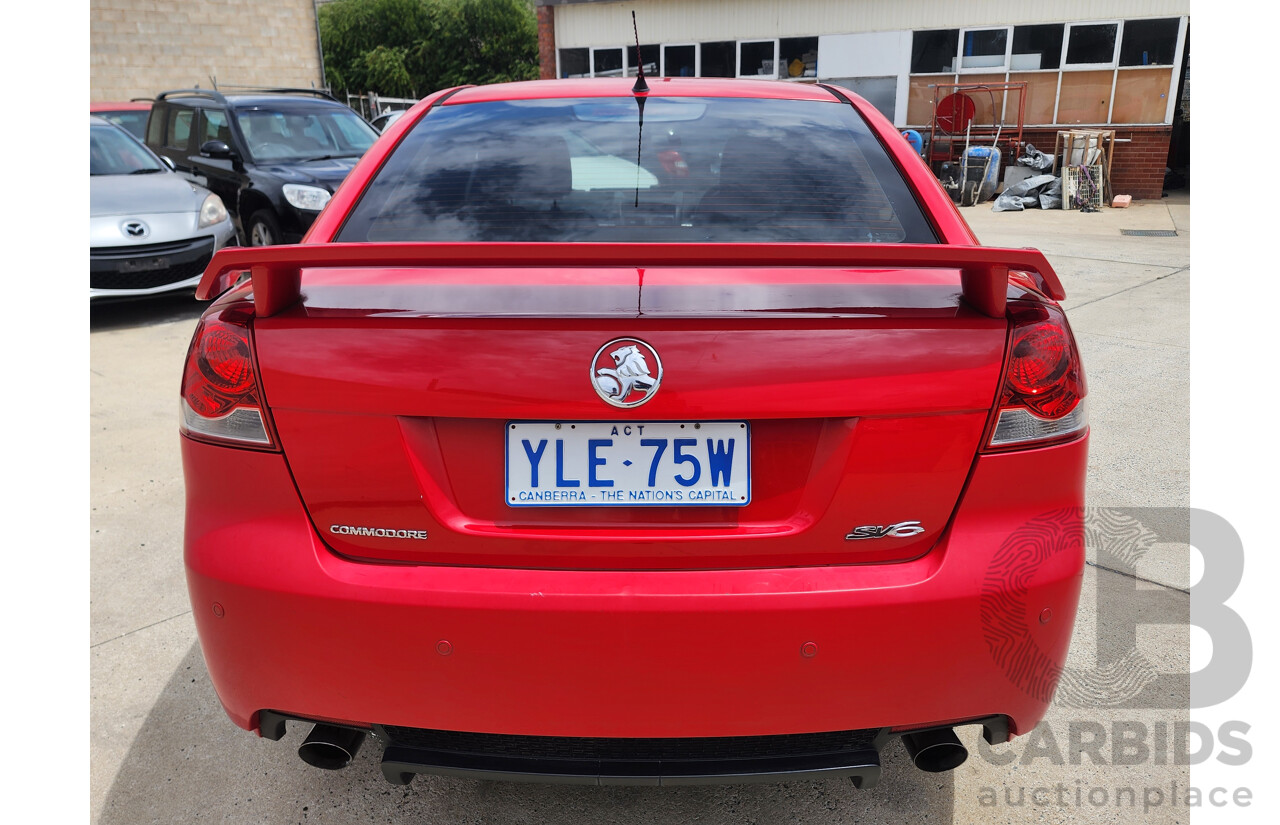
[91,193,1191,823]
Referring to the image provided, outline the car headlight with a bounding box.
[282,184,332,212]
[198,193,228,229]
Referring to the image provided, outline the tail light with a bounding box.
[180,303,277,449]
[984,301,1087,451]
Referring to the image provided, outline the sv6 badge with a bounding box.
[845,521,925,540]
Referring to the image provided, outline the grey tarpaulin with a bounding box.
[1038,178,1062,210]
[1017,143,1053,172]
[991,174,1059,212]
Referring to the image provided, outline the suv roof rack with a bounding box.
[155,88,342,105]
[217,86,341,103]
[155,88,229,105]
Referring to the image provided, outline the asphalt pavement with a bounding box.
[90,192,1192,824]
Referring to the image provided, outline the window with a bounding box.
[102,111,149,139]
[700,41,735,77]
[236,109,375,162]
[559,48,588,78]
[91,122,166,176]
[663,44,696,77]
[960,28,1008,70]
[201,110,230,145]
[627,44,659,78]
[779,37,818,78]
[330,112,379,148]
[593,47,624,77]
[1119,18,1180,66]
[1011,24,1064,71]
[738,40,778,78]
[165,109,193,151]
[338,96,937,245]
[906,17,1184,127]
[1065,23,1118,66]
[911,30,958,73]
[146,107,166,146]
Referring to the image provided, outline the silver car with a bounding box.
[370,109,405,133]
[90,116,236,300]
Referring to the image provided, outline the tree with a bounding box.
[318,0,538,99]
[362,45,416,98]
[426,0,540,88]
[318,0,436,95]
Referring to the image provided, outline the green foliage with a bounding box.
[429,0,540,87]
[319,0,538,99]
[318,0,436,94]
[363,45,415,98]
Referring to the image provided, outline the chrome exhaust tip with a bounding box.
[298,724,366,770]
[900,727,968,773]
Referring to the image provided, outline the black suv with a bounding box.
[144,89,379,246]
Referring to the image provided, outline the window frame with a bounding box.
[957,26,1012,74]
[736,39,780,79]
[626,43,661,78]
[698,40,737,78]
[904,16,1187,128]
[1117,17,1182,67]
[1062,20,1122,70]
[198,108,230,147]
[590,46,626,78]
[145,104,167,147]
[164,108,195,153]
[1010,23,1065,72]
[555,47,590,79]
[777,36,820,81]
[660,42,699,78]
[910,28,961,75]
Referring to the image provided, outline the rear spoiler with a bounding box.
[197,243,1065,318]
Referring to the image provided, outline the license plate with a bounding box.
[506,421,750,507]
[118,256,170,273]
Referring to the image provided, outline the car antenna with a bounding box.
[631,12,649,94]
[631,12,648,207]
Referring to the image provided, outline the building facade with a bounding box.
[536,0,1190,199]
[91,0,325,103]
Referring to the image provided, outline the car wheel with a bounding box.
[248,210,281,247]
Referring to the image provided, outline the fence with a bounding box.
[345,92,419,120]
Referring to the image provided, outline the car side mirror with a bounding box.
[200,140,235,160]
[161,155,175,170]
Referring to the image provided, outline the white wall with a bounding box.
[818,31,911,121]
[553,0,1191,48]
[817,31,907,78]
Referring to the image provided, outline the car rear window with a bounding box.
[337,96,936,244]
[100,110,150,140]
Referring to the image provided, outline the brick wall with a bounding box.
[537,5,557,80]
[91,0,323,102]
[1021,126,1172,201]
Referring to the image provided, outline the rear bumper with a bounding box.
[184,433,1085,753]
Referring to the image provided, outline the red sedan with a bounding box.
[90,100,152,141]
[181,78,1087,787]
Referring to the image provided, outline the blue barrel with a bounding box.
[901,129,924,157]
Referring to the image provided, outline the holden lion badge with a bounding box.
[590,338,662,408]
